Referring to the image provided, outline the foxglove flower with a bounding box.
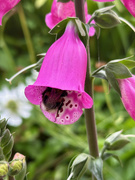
[94,0,135,17]
[45,0,95,36]
[25,22,93,125]
[118,75,135,120]
[0,0,21,26]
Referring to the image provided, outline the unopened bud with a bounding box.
[71,153,90,179]
[0,118,7,132]
[9,160,23,176]
[92,6,121,29]
[105,131,130,151]
[14,153,26,180]
[3,135,14,156]
[1,129,11,148]
[0,161,9,178]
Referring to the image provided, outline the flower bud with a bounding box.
[13,153,27,180]
[71,153,90,179]
[0,161,9,178]
[1,129,11,148]
[92,6,121,29]
[104,131,130,151]
[0,118,7,132]
[106,135,130,150]
[8,153,25,176]
[8,160,23,176]
[3,135,14,156]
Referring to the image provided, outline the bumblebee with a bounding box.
[42,87,68,119]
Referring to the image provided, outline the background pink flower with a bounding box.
[118,75,135,120]
[0,0,21,26]
[25,22,93,125]
[94,0,135,17]
[45,0,95,36]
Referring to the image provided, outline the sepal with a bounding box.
[49,18,88,46]
[88,158,103,180]
[67,153,90,179]
[102,152,122,166]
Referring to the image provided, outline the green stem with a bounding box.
[17,3,36,64]
[74,0,99,179]
[102,80,115,115]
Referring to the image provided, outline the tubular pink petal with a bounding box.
[121,0,135,17]
[45,0,95,36]
[25,22,93,125]
[0,0,21,26]
[118,75,135,120]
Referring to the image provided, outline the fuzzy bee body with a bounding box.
[42,87,68,120]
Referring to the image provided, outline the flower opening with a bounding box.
[25,22,93,125]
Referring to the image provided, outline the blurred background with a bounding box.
[0,0,135,179]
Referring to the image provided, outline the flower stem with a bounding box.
[17,3,36,64]
[74,0,99,176]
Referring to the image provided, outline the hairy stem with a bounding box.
[74,0,99,178]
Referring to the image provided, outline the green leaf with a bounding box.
[109,56,135,69]
[106,62,132,79]
[105,68,121,96]
[88,158,103,180]
[102,152,122,166]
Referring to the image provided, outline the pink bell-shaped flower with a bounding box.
[0,0,21,26]
[25,22,93,125]
[118,75,135,120]
[45,0,95,36]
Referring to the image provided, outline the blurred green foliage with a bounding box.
[0,0,135,179]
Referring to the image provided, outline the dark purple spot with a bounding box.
[66,100,71,106]
[61,119,64,122]
[70,104,73,108]
[66,116,69,119]
[75,104,78,107]
[78,94,81,97]
[60,108,63,113]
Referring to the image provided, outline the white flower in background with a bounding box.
[0,84,32,127]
